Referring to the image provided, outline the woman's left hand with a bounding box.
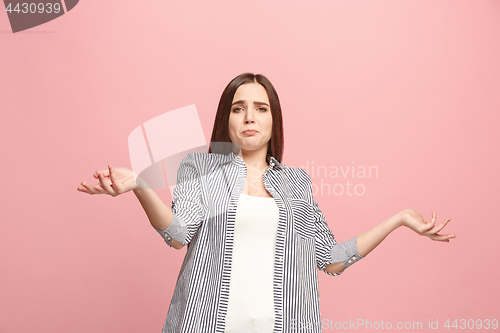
[399,209,456,242]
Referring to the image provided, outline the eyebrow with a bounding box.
[231,100,270,107]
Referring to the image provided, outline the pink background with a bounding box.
[1,0,499,332]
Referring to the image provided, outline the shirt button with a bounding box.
[277,310,282,315]
[352,256,356,260]
[278,257,283,263]
[348,260,352,263]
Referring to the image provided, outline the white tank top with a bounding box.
[225,193,279,333]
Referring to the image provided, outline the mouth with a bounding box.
[242,130,258,135]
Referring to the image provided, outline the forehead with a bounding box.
[232,82,269,103]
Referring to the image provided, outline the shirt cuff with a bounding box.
[153,213,188,247]
[330,236,364,268]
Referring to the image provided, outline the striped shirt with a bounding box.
[154,151,363,333]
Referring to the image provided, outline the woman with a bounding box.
[77,73,455,333]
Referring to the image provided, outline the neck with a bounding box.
[235,147,269,173]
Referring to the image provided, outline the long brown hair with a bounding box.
[208,73,284,165]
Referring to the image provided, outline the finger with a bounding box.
[89,182,108,194]
[428,233,455,242]
[431,218,452,234]
[424,217,451,235]
[81,181,100,195]
[430,211,436,225]
[97,172,116,195]
[94,168,110,179]
[107,165,121,192]
[419,221,435,233]
[424,215,436,230]
[77,185,93,195]
[93,183,106,192]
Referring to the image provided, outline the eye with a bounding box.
[232,107,242,112]
[259,107,268,111]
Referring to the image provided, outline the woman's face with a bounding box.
[228,82,273,155]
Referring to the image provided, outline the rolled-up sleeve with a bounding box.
[329,236,363,275]
[300,169,364,276]
[153,215,187,248]
[153,152,206,247]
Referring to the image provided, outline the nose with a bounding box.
[244,109,255,124]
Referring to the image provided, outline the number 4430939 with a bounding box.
[444,319,498,329]
[5,3,62,14]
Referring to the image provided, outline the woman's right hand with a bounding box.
[77,165,137,196]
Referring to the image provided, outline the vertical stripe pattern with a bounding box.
[155,151,361,333]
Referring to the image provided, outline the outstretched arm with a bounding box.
[325,210,455,274]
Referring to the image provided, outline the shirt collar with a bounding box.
[219,151,283,171]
